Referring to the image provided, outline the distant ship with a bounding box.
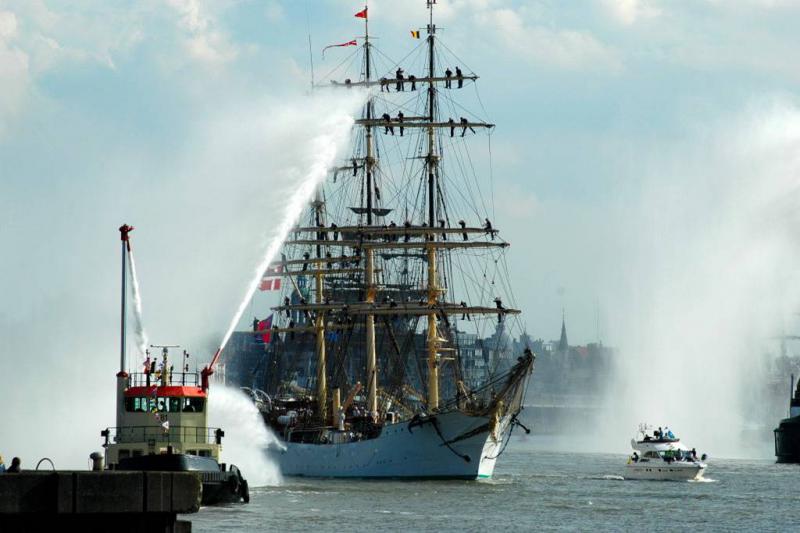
[233,0,534,479]
[774,375,800,463]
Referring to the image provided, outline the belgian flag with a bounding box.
[410,30,421,39]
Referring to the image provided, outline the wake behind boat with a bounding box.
[624,425,708,481]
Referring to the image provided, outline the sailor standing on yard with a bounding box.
[445,67,452,88]
[395,67,405,91]
[382,113,394,135]
[460,117,475,137]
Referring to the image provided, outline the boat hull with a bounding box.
[116,454,249,505]
[774,417,800,463]
[268,410,509,479]
[624,462,706,481]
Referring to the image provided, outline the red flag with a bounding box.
[354,7,367,19]
[257,315,273,344]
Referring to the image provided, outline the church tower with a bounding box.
[558,309,569,353]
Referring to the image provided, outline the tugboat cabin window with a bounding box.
[182,398,205,413]
[125,397,205,413]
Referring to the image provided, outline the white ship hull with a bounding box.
[624,461,706,481]
[267,410,510,479]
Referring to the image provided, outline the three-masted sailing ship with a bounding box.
[245,1,534,478]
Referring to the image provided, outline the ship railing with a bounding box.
[107,426,222,445]
[127,372,200,387]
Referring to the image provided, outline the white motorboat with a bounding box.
[624,425,707,481]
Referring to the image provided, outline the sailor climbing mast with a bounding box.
[361,2,379,419]
[425,0,440,410]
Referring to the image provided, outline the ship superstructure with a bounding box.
[238,1,534,478]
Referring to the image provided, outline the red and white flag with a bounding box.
[322,39,357,58]
[259,265,282,291]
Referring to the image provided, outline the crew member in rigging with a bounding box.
[456,66,464,88]
[382,113,394,135]
[397,111,405,136]
[444,67,452,88]
[460,117,475,137]
[448,117,456,137]
[395,68,405,91]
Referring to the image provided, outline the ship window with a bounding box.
[126,397,152,412]
[168,397,181,412]
[118,450,130,459]
[182,398,205,413]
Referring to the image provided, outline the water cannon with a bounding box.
[201,347,223,391]
[119,224,134,251]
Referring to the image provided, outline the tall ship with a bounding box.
[234,1,534,479]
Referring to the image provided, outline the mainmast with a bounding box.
[362,2,379,419]
[425,0,440,410]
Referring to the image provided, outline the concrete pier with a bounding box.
[0,471,201,533]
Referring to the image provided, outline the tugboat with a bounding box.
[775,375,800,463]
[100,225,249,505]
[624,424,707,481]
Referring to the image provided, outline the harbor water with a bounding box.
[190,438,796,532]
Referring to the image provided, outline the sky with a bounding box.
[2,0,800,463]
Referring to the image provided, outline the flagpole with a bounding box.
[305,0,314,91]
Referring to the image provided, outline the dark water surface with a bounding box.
[191,439,798,532]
